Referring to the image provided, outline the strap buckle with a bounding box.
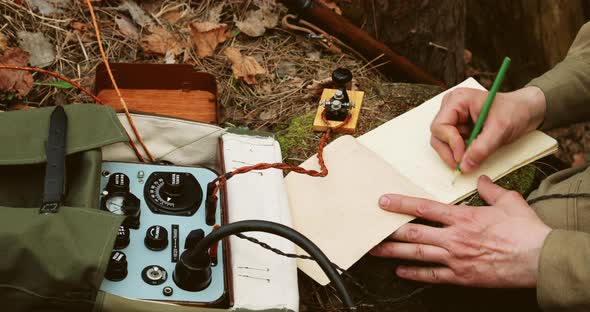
[40,202,60,214]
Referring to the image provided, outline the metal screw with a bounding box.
[162,286,173,296]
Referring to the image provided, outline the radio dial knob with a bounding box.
[145,225,169,251]
[162,173,184,198]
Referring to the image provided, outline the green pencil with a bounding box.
[452,56,511,185]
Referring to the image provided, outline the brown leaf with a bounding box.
[224,47,267,85]
[259,108,278,121]
[464,49,473,65]
[162,11,183,24]
[235,8,278,37]
[188,22,231,58]
[318,0,342,15]
[141,26,185,56]
[0,48,33,97]
[115,15,139,40]
[70,21,90,32]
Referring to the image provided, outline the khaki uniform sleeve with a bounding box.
[527,22,590,130]
[537,229,590,311]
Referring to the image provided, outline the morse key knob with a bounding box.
[332,67,352,88]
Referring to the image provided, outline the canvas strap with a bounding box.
[40,106,68,214]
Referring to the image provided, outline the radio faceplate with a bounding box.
[98,162,227,306]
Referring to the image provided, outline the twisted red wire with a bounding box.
[210,111,352,201]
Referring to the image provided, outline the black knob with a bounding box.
[145,225,169,251]
[162,173,184,198]
[105,251,128,281]
[106,173,130,194]
[184,229,205,250]
[173,249,212,291]
[114,226,130,250]
[332,68,353,88]
[121,193,141,229]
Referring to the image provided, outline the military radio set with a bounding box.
[98,163,227,306]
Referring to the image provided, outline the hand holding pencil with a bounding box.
[429,58,547,179]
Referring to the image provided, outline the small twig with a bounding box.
[428,41,449,52]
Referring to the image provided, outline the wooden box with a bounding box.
[95,63,219,124]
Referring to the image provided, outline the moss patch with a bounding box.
[276,112,316,159]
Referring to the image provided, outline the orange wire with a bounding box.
[0,65,103,103]
[86,0,156,163]
[0,64,146,161]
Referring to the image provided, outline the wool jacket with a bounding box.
[527,21,590,312]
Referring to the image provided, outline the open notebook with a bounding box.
[285,78,558,285]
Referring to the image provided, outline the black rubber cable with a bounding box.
[191,220,356,311]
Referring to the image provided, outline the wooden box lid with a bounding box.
[95,63,219,124]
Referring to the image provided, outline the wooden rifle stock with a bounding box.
[281,0,447,87]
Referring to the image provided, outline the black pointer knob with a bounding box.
[105,251,128,281]
[106,173,130,194]
[145,225,169,251]
[162,173,184,198]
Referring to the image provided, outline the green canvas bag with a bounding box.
[0,104,128,312]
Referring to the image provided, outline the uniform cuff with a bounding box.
[526,58,590,130]
[537,229,590,310]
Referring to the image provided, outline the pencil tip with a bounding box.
[451,170,460,186]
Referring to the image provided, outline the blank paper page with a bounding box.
[285,135,431,285]
[358,78,558,204]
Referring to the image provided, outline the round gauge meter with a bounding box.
[105,195,126,215]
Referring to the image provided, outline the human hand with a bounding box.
[370,175,551,288]
[431,86,546,173]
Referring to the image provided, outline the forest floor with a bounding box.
[0,1,579,311]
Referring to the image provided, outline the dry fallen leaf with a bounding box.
[26,0,67,16]
[17,31,55,68]
[188,22,231,58]
[117,0,154,27]
[464,49,473,65]
[259,108,278,121]
[0,48,33,97]
[224,47,267,85]
[207,2,225,23]
[141,26,185,56]
[162,11,183,24]
[70,21,90,32]
[318,0,342,15]
[115,15,139,40]
[235,8,278,37]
